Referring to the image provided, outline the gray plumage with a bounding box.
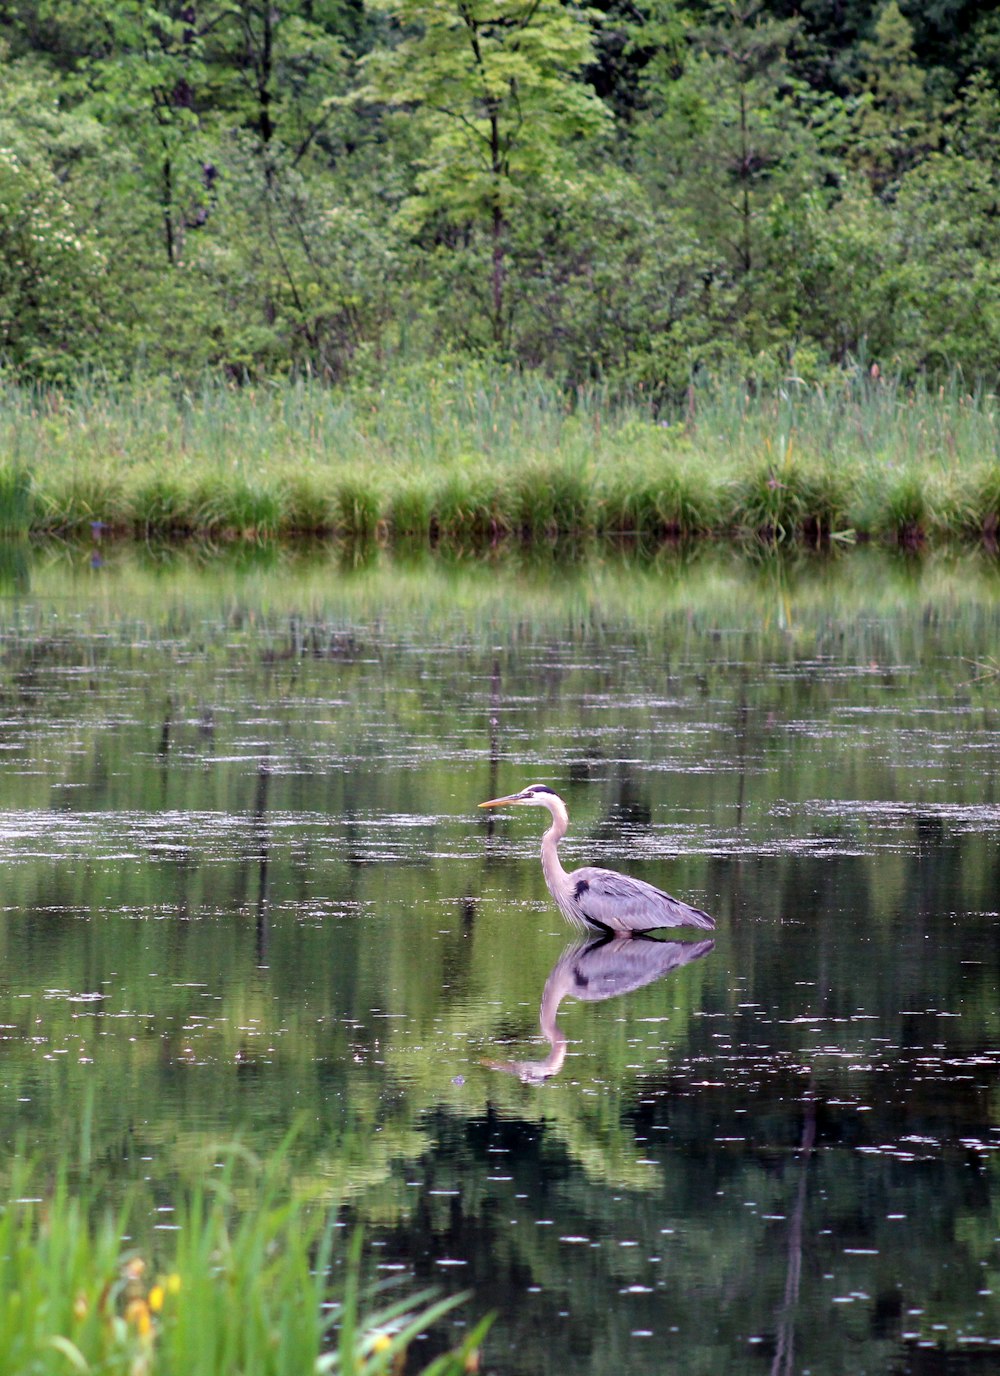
[478,784,716,936]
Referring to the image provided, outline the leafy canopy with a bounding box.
[361,0,610,224]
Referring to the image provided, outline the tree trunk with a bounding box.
[490,111,504,346]
[738,82,752,276]
[258,2,274,152]
[162,154,176,265]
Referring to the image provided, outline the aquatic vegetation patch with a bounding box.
[334,472,384,542]
[965,462,1000,542]
[281,468,338,535]
[730,444,854,545]
[0,464,33,535]
[193,473,285,541]
[32,467,129,534]
[3,371,999,548]
[597,456,725,538]
[431,465,510,544]
[125,468,201,536]
[387,474,436,540]
[0,1144,487,1376]
[510,460,593,537]
[864,466,939,547]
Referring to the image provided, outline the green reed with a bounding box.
[0,1140,487,1376]
[0,367,997,545]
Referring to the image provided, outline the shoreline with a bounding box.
[2,373,997,547]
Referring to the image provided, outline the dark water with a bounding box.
[2,540,999,1374]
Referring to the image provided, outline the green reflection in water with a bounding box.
[1,539,999,1374]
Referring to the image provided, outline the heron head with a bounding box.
[478,784,562,810]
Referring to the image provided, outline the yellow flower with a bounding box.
[371,1331,393,1354]
[125,1298,152,1339]
[148,1286,165,1314]
[165,1273,181,1296]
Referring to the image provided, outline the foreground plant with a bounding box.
[0,1148,487,1376]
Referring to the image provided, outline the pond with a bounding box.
[1,538,999,1374]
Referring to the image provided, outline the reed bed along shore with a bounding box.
[0,369,997,547]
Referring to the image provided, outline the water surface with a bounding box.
[1,540,999,1374]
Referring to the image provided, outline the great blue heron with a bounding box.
[478,784,716,936]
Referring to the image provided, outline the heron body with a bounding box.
[478,784,715,936]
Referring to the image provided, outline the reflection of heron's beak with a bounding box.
[482,1044,567,1082]
[478,795,522,808]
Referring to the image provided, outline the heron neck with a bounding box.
[540,813,569,899]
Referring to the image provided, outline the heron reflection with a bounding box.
[479,785,715,935]
[485,933,714,1083]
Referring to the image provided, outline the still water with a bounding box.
[1,539,999,1374]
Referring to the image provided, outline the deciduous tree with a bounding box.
[361,0,609,347]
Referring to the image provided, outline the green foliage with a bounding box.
[596,443,724,538]
[0,1144,486,1376]
[970,463,1000,541]
[387,473,435,539]
[432,465,510,544]
[731,442,855,544]
[632,3,868,366]
[0,464,32,534]
[866,465,934,544]
[0,0,998,388]
[361,0,609,343]
[282,469,338,533]
[362,0,607,219]
[511,459,592,537]
[199,1,355,161]
[508,171,723,394]
[883,152,1000,377]
[0,140,108,380]
[850,0,941,193]
[3,371,998,546]
[125,468,197,536]
[334,471,384,540]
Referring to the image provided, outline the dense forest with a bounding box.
[1,0,998,394]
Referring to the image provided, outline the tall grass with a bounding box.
[728,440,855,545]
[0,465,32,534]
[0,1142,487,1376]
[1,367,997,546]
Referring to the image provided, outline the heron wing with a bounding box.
[567,866,715,933]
